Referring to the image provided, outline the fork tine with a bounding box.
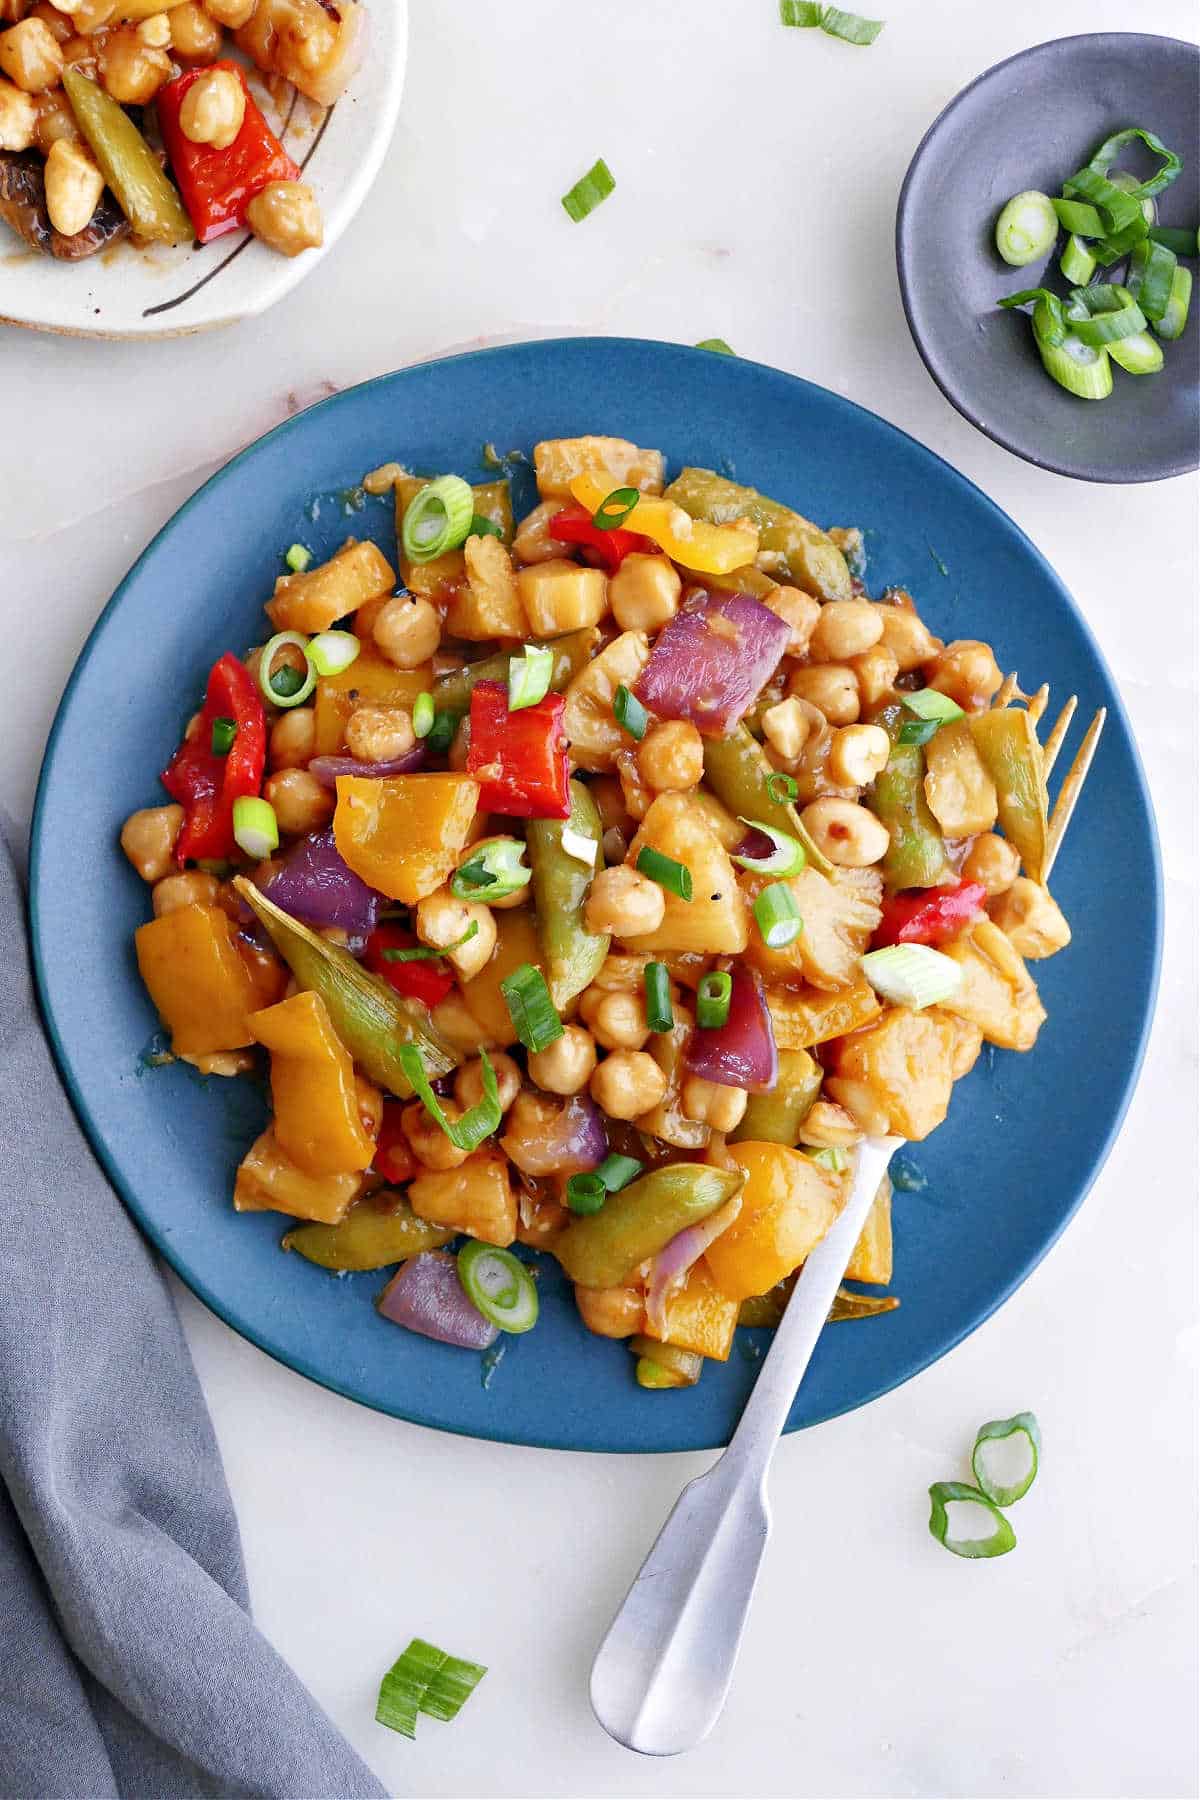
[994,671,1021,709]
[1041,695,1078,779]
[1027,683,1050,726]
[1043,708,1105,879]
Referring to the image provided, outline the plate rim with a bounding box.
[29,337,1164,1451]
[895,29,1200,486]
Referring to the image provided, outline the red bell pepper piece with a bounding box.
[373,1101,416,1185]
[548,505,654,573]
[363,924,456,1010]
[161,652,266,864]
[157,62,300,244]
[466,680,571,819]
[873,880,987,948]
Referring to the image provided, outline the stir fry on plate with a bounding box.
[121,436,1074,1391]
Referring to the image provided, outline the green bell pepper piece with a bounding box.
[432,627,599,717]
[729,1048,822,1146]
[526,778,609,1009]
[63,66,192,245]
[554,1162,744,1290]
[968,709,1048,884]
[870,704,953,890]
[284,1195,454,1271]
[663,467,853,601]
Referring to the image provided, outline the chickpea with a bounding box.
[455,1050,521,1114]
[202,0,255,24]
[583,864,665,939]
[527,1024,596,1096]
[875,604,941,673]
[343,704,415,765]
[99,28,171,102]
[800,797,891,868]
[849,643,899,708]
[0,17,63,89]
[28,3,71,43]
[166,0,221,59]
[797,1098,863,1148]
[765,584,820,658]
[589,1050,667,1121]
[822,1078,891,1139]
[828,722,890,789]
[511,499,565,567]
[372,594,439,670]
[136,10,170,44]
[415,888,497,979]
[590,953,650,992]
[32,86,79,149]
[52,0,112,21]
[263,768,334,837]
[809,599,884,664]
[58,32,95,65]
[636,719,703,794]
[962,831,1020,897]
[120,804,183,882]
[244,179,323,258]
[574,1283,644,1339]
[926,640,1003,712]
[580,987,650,1051]
[615,747,652,823]
[151,870,219,917]
[402,1100,469,1171]
[42,134,101,234]
[268,705,316,771]
[680,1074,748,1133]
[178,62,245,148]
[429,992,494,1057]
[786,663,860,726]
[761,695,811,763]
[608,553,681,633]
[988,876,1071,959]
[0,74,37,148]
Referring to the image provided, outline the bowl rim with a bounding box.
[895,30,1200,485]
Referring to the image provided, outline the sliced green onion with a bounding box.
[819,7,884,44]
[1107,168,1157,228]
[402,475,475,564]
[808,1146,848,1173]
[779,0,823,20]
[928,1482,1017,1560]
[458,1240,539,1334]
[592,485,640,530]
[1127,239,1176,322]
[396,1044,501,1152]
[765,771,799,804]
[998,287,1066,347]
[424,710,459,755]
[1154,262,1192,340]
[971,1412,1041,1507]
[1064,283,1146,345]
[1059,233,1097,286]
[232,795,278,860]
[469,513,504,540]
[1051,196,1104,237]
[1062,165,1145,238]
[560,826,598,868]
[732,818,807,878]
[450,837,531,902]
[753,883,803,949]
[1037,332,1113,400]
[412,691,436,738]
[307,630,361,678]
[1107,330,1165,375]
[508,644,555,712]
[1088,125,1181,199]
[861,943,962,1009]
[500,963,564,1053]
[994,190,1057,267]
[897,718,940,747]
[561,157,615,223]
[696,970,732,1029]
[376,1638,487,1739]
[1148,225,1198,257]
[210,716,236,756]
[597,1152,643,1192]
[902,688,964,724]
[636,847,693,901]
[258,631,316,709]
[695,337,735,354]
[382,923,478,964]
[644,962,674,1033]
[284,542,311,573]
[614,684,649,741]
[565,1172,607,1215]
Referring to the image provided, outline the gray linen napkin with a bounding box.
[0,827,387,1800]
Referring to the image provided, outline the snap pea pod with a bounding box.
[968,708,1048,884]
[284,1196,454,1271]
[63,66,192,245]
[554,1163,745,1290]
[432,627,599,717]
[701,724,834,875]
[527,778,609,1008]
[235,879,458,1093]
[728,1049,822,1146]
[663,467,853,601]
[869,704,953,890]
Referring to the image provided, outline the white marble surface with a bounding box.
[2,2,1197,1796]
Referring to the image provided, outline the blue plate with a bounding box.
[31,339,1161,1453]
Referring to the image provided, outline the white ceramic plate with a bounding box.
[0,1,406,340]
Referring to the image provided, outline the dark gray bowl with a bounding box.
[897,33,1199,482]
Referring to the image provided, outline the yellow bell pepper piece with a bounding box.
[135,903,262,1057]
[332,773,479,904]
[568,473,759,576]
[409,1147,518,1247]
[313,646,433,755]
[459,907,541,1045]
[248,990,375,1177]
[706,1142,841,1301]
[234,1127,362,1225]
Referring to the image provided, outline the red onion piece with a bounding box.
[264,826,385,936]
[309,746,426,789]
[634,589,791,736]
[734,825,775,864]
[643,1193,744,1340]
[376,1251,498,1350]
[684,966,778,1094]
[501,1093,607,1178]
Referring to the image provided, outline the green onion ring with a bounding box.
[592,486,641,531]
[258,631,316,709]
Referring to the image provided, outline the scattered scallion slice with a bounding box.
[592,485,640,530]
[819,6,884,44]
[1059,233,1097,286]
[861,943,962,1009]
[258,631,316,709]
[450,837,531,902]
[457,1241,539,1334]
[1051,196,1104,237]
[1037,331,1113,400]
[1088,125,1182,199]
[424,710,459,755]
[696,970,732,1029]
[765,771,799,804]
[636,847,693,901]
[1154,263,1192,341]
[732,819,807,878]
[644,962,674,1033]
[396,1044,501,1151]
[284,543,311,573]
[232,795,278,860]
[614,684,649,741]
[376,1638,487,1739]
[210,716,236,756]
[779,0,823,20]
[382,923,478,964]
[1148,225,1198,257]
[561,157,615,223]
[560,826,598,867]
[469,513,504,540]
[998,287,1066,347]
[401,475,475,564]
[695,337,735,354]
[1061,165,1144,238]
[1063,284,1146,346]
[500,962,564,1053]
[412,691,435,739]
[508,644,555,711]
[901,688,964,724]
[994,190,1057,267]
[566,1172,607,1215]
[1127,239,1176,322]
[971,1412,1041,1507]
[597,1152,643,1192]
[1107,330,1165,375]
[897,718,941,747]
[928,1482,1017,1560]
[753,882,803,948]
[307,630,361,678]
[808,1146,848,1173]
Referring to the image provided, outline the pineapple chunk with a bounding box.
[844,1175,893,1285]
[265,540,396,635]
[533,436,665,500]
[938,918,1046,1051]
[765,978,882,1049]
[562,630,651,772]
[444,534,525,640]
[409,1148,517,1247]
[626,794,749,955]
[988,877,1071,960]
[743,866,881,991]
[923,720,998,838]
[516,559,608,636]
[234,1127,362,1224]
[829,1008,958,1141]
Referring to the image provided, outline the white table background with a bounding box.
[2,2,1196,1795]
